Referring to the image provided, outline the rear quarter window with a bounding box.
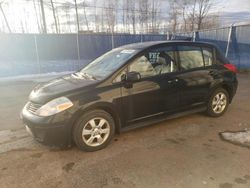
[202,47,213,66]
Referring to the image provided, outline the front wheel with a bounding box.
[73,110,115,151]
[207,88,229,117]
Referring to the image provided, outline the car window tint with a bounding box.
[203,48,213,66]
[113,69,127,83]
[129,47,177,78]
[178,46,204,70]
[129,55,156,78]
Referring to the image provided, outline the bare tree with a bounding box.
[39,0,47,33]
[122,0,127,32]
[178,0,189,32]
[130,1,136,34]
[93,0,99,32]
[196,0,213,30]
[50,0,58,33]
[0,1,11,33]
[74,0,80,32]
[32,0,42,33]
[104,0,117,33]
[168,0,181,33]
[139,0,150,33]
[150,0,160,33]
[201,14,219,29]
[82,0,90,31]
[55,6,61,33]
[188,0,197,31]
[168,0,216,32]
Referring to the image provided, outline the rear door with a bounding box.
[176,44,215,109]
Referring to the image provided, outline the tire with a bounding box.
[73,110,115,152]
[206,88,229,117]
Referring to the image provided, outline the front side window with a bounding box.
[128,46,177,78]
[178,46,204,70]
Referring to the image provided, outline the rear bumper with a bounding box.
[21,107,73,147]
[231,77,238,102]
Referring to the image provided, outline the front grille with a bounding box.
[26,102,42,114]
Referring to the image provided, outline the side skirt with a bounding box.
[121,107,207,132]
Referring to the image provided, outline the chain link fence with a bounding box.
[0,33,168,77]
[174,24,250,69]
[1,25,250,77]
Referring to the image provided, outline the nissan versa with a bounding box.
[21,41,238,151]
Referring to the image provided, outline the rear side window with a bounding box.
[178,46,204,70]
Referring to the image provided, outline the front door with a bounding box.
[121,46,181,125]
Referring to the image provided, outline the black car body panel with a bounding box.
[29,74,99,104]
[21,41,238,147]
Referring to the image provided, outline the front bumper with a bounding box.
[21,106,73,147]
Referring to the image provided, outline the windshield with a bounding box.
[79,48,138,80]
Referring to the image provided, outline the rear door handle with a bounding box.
[168,78,179,84]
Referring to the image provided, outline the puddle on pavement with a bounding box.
[62,162,75,173]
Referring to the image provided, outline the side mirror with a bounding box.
[123,71,141,82]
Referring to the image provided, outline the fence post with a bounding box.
[192,31,199,42]
[34,35,41,74]
[171,32,175,40]
[225,25,233,58]
[76,32,80,69]
[225,25,240,68]
[111,30,114,49]
[231,26,240,68]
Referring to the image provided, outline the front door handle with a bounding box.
[168,78,179,84]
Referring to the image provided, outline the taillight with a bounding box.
[224,64,237,73]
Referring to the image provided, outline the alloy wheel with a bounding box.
[212,92,227,114]
[82,117,110,147]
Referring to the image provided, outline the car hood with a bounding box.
[29,73,99,104]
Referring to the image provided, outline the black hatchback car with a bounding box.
[21,41,238,151]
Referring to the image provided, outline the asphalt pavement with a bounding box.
[0,73,250,188]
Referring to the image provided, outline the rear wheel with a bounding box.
[73,110,115,151]
[207,88,229,117]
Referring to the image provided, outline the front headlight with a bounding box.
[36,97,73,117]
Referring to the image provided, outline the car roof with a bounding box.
[119,40,215,50]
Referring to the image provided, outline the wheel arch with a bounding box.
[209,82,233,103]
[71,102,122,135]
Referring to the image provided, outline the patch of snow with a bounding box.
[220,130,250,147]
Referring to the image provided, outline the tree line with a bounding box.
[0,0,219,34]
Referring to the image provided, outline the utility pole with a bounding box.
[40,0,47,33]
[0,3,11,33]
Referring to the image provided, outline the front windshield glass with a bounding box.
[79,48,138,80]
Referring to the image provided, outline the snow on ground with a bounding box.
[0,129,47,154]
[220,130,250,147]
[0,71,74,83]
